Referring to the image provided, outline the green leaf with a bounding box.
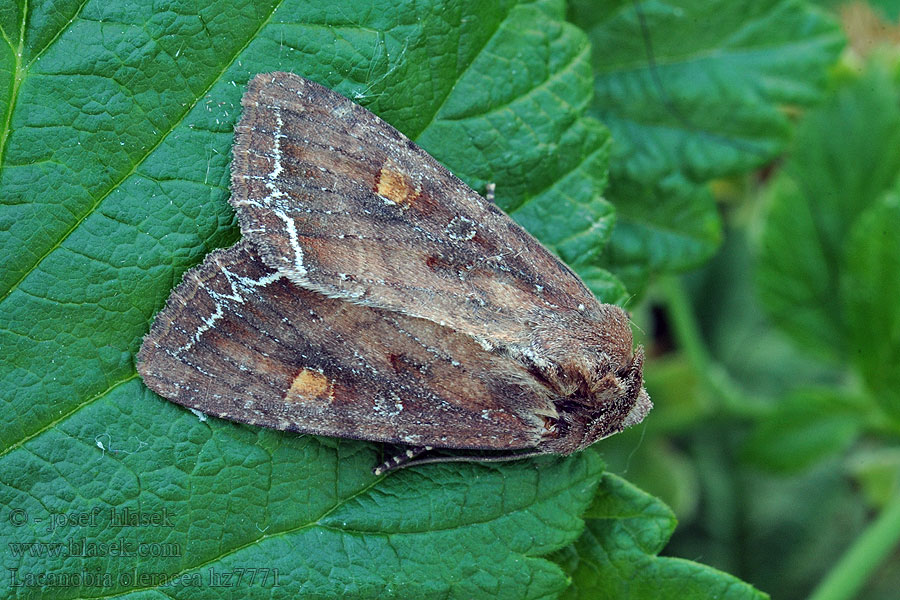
[0,0,614,455]
[573,263,629,305]
[842,191,900,419]
[869,0,900,22]
[577,0,844,182]
[597,430,703,521]
[601,176,720,293]
[570,0,844,291]
[848,447,900,508]
[553,473,768,600]
[742,388,867,472]
[0,0,648,596]
[503,115,621,301]
[758,63,900,360]
[0,386,604,598]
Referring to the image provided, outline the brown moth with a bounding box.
[137,72,651,473]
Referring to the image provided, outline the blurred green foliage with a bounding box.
[599,5,900,600]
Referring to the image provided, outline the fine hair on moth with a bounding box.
[137,72,651,475]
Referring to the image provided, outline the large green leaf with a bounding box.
[569,0,844,292]
[842,191,900,419]
[553,473,768,600]
[757,64,900,361]
[742,388,868,472]
[0,0,617,455]
[1,393,604,598]
[0,0,697,597]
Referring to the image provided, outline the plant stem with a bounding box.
[659,275,770,419]
[808,491,900,600]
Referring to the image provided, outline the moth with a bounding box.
[137,72,651,474]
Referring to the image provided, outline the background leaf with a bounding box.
[842,190,900,418]
[757,63,900,361]
[642,52,900,600]
[569,0,844,292]
[742,389,867,472]
[553,473,768,600]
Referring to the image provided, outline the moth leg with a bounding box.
[373,448,551,476]
[373,445,433,476]
[485,182,496,203]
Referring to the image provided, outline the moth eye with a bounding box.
[614,354,641,380]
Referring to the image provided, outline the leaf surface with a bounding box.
[553,473,768,600]
[570,0,844,291]
[758,65,900,361]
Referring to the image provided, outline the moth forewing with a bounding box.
[138,241,559,450]
[231,72,602,349]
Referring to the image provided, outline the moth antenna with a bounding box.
[621,292,639,312]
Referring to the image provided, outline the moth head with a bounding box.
[538,307,652,455]
[567,303,643,397]
[582,345,649,446]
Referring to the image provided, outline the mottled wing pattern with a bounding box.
[137,240,553,450]
[230,72,600,349]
